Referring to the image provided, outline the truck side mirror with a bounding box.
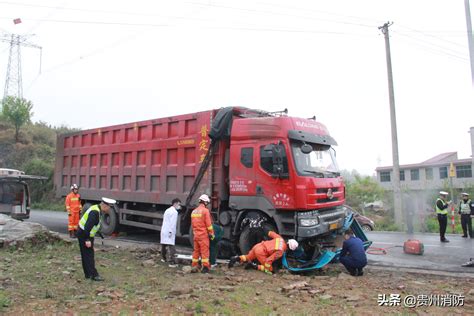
[301,143,313,154]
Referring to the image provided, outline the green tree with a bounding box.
[345,174,385,210]
[2,96,33,143]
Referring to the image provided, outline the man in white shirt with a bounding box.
[160,198,181,265]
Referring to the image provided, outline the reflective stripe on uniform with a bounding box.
[258,265,265,271]
[460,199,472,214]
[71,198,79,201]
[191,213,202,218]
[275,238,283,250]
[79,205,101,237]
[192,258,199,263]
[207,225,213,231]
[436,198,448,215]
[201,258,209,263]
[264,263,271,268]
[240,255,247,262]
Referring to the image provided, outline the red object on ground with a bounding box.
[403,239,424,255]
[13,18,22,24]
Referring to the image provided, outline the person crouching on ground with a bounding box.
[77,197,116,281]
[339,229,367,276]
[228,229,298,274]
[191,194,214,273]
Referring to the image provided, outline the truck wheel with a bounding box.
[81,203,92,218]
[188,226,194,247]
[239,222,276,255]
[100,205,119,235]
[217,239,234,259]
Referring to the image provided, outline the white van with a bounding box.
[0,168,46,220]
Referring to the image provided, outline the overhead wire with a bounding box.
[186,1,378,29]
[251,0,384,25]
[0,1,216,23]
[396,23,466,48]
[392,30,468,63]
[0,16,373,37]
[1,0,469,85]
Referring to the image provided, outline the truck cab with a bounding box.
[227,115,346,253]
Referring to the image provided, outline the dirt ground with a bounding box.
[0,240,473,315]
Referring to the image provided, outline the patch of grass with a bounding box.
[424,217,464,234]
[31,201,65,212]
[194,302,205,314]
[374,216,401,232]
[0,292,11,311]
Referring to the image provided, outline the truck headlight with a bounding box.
[299,218,319,227]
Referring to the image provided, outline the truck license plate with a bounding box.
[329,223,339,230]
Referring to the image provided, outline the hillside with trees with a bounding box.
[0,97,77,209]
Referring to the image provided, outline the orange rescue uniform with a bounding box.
[240,231,287,273]
[191,204,214,268]
[65,192,82,232]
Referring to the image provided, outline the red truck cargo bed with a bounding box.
[54,109,224,206]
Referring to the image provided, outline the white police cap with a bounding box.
[439,191,449,196]
[462,192,469,196]
[101,197,117,205]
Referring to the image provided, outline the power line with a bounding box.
[396,23,466,48]
[0,16,373,37]
[186,1,378,29]
[393,34,468,63]
[392,30,468,61]
[252,0,384,24]
[0,1,214,23]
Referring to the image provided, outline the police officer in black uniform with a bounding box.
[77,197,116,281]
[458,193,474,238]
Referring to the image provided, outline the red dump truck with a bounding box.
[54,107,346,257]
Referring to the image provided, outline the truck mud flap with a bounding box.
[282,213,372,273]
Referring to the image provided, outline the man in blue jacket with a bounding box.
[339,229,367,276]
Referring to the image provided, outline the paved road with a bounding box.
[366,231,474,274]
[28,210,474,274]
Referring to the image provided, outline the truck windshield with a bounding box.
[290,141,340,178]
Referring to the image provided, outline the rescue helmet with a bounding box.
[198,194,211,204]
[70,184,79,190]
[439,191,449,196]
[288,239,299,251]
[462,192,469,196]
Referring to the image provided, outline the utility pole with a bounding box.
[465,0,474,86]
[1,33,42,101]
[0,30,41,109]
[379,22,403,226]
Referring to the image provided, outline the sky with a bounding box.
[0,0,473,175]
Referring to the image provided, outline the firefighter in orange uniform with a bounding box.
[65,184,82,238]
[228,230,298,274]
[191,194,215,273]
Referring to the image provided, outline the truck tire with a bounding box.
[361,224,372,232]
[81,203,92,218]
[239,222,276,255]
[217,239,234,259]
[188,225,194,246]
[100,205,119,235]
